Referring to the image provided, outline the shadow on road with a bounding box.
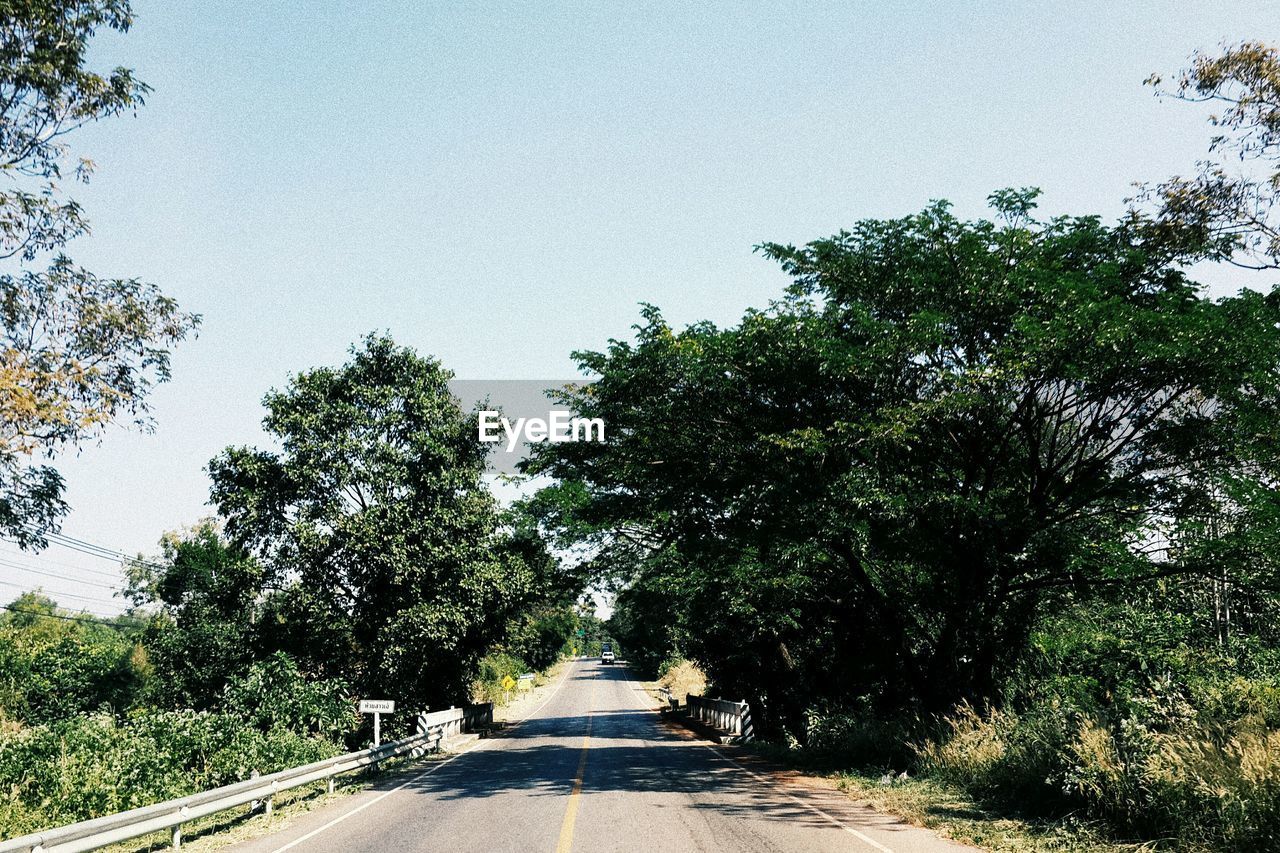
[357,662,916,837]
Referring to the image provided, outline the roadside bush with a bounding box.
[914,666,1280,847]
[917,705,1010,793]
[657,658,707,705]
[0,708,339,837]
[918,702,1074,814]
[1057,711,1280,848]
[504,609,574,672]
[471,652,529,704]
[1153,716,1280,848]
[1062,717,1160,833]
[790,594,1280,850]
[0,598,149,725]
[803,703,919,771]
[222,652,359,742]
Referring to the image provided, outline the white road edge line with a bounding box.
[267,657,579,853]
[700,744,894,853]
[624,669,893,853]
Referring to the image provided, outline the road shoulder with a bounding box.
[652,707,980,853]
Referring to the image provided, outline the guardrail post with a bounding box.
[171,819,181,849]
[328,777,335,795]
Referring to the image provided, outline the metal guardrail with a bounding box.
[0,702,494,853]
[687,695,754,742]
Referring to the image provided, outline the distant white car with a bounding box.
[601,649,616,664]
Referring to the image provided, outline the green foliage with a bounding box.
[126,521,266,710]
[913,695,1280,849]
[896,596,1280,847]
[221,652,358,743]
[0,708,338,836]
[800,703,924,773]
[493,503,583,672]
[530,192,1280,733]
[608,576,686,677]
[0,0,198,547]
[0,593,148,725]
[503,608,576,672]
[208,335,554,712]
[471,651,528,704]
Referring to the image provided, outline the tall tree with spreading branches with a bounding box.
[0,1,198,547]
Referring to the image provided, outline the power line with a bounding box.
[0,545,126,580]
[0,603,137,630]
[42,531,131,561]
[9,527,166,574]
[41,531,166,572]
[0,579,121,608]
[0,558,123,591]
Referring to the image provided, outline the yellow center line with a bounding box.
[554,678,596,853]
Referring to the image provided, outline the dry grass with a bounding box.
[917,703,1011,785]
[832,772,1156,853]
[658,659,707,704]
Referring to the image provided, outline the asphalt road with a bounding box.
[230,659,973,853]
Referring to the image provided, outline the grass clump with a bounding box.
[658,658,708,705]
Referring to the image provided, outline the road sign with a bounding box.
[359,699,395,747]
[518,673,535,691]
[501,675,516,691]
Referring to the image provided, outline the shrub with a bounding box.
[0,601,149,725]
[471,652,528,704]
[221,652,359,741]
[802,705,918,771]
[0,708,338,837]
[504,609,575,671]
[658,658,707,705]
[1149,716,1280,848]
[917,704,1010,793]
[913,697,1280,847]
[915,702,1073,813]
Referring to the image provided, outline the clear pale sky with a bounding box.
[7,1,1277,613]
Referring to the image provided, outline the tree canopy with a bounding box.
[208,334,552,711]
[529,190,1280,726]
[0,0,197,547]
[1142,41,1280,270]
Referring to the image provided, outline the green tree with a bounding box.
[530,192,1280,728]
[208,335,543,711]
[124,521,266,709]
[0,1,199,547]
